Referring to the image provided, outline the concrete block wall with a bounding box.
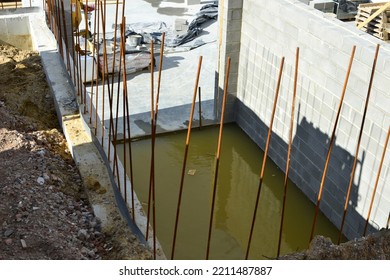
[216,0,243,121]
[227,0,390,240]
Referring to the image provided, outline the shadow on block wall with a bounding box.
[234,98,376,241]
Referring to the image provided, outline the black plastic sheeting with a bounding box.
[168,2,218,47]
[335,0,370,13]
[188,3,219,31]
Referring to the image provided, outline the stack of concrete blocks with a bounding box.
[217,0,243,122]
[220,0,390,240]
[298,0,313,4]
[186,0,200,5]
[175,18,188,36]
[309,0,335,13]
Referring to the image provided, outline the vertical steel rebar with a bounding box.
[121,19,136,222]
[387,213,390,230]
[94,1,100,134]
[100,0,107,145]
[277,48,299,258]
[245,57,285,260]
[75,2,83,98]
[198,86,202,129]
[145,33,167,238]
[363,127,390,236]
[146,40,156,231]
[69,0,77,90]
[145,40,157,260]
[113,23,124,185]
[171,56,203,260]
[89,0,98,124]
[154,33,166,126]
[206,57,231,260]
[99,1,121,193]
[51,0,58,45]
[309,46,357,242]
[82,0,90,114]
[60,0,71,78]
[55,0,64,61]
[108,0,125,160]
[338,44,381,244]
[120,18,128,204]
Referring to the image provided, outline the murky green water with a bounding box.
[116,123,341,259]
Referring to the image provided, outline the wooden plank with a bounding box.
[357,1,390,30]
[0,1,22,9]
[358,1,390,11]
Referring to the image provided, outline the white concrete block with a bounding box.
[309,0,334,13]
[185,0,200,5]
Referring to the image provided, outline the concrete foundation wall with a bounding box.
[226,0,390,239]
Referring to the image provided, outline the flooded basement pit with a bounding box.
[116,123,342,259]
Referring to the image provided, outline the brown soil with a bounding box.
[0,44,151,259]
[280,229,390,260]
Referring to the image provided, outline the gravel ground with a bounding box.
[0,44,151,260]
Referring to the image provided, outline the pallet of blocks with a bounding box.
[355,2,390,41]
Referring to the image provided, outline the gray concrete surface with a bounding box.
[83,0,219,138]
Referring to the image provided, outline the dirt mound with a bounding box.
[0,44,151,260]
[280,229,390,260]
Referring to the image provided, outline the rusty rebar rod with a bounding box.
[99,1,121,193]
[145,40,157,260]
[309,46,356,242]
[46,0,52,30]
[75,2,83,98]
[146,33,167,238]
[108,0,126,160]
[206,57,231,260]
[277,48,300,258]
[68,0,77,90]
[60,0,71,78]
[171,56,203,260]
[146,40,156,236]
[154,32,166,125]
[120,18,128,204]
[89,0,98,124]
[198,86,202,129]
[120,18,136,222]
[94,2,100,134]
[113,29,124,170]
[387,213,390,230]
[55,0,64,61]
[245,57,285,260]
[363,127,390,236]
[109,0,122,93]
[82,0,90,114]
[50,0,57,41]
[100,0,107,145]
[338,44,381,244]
